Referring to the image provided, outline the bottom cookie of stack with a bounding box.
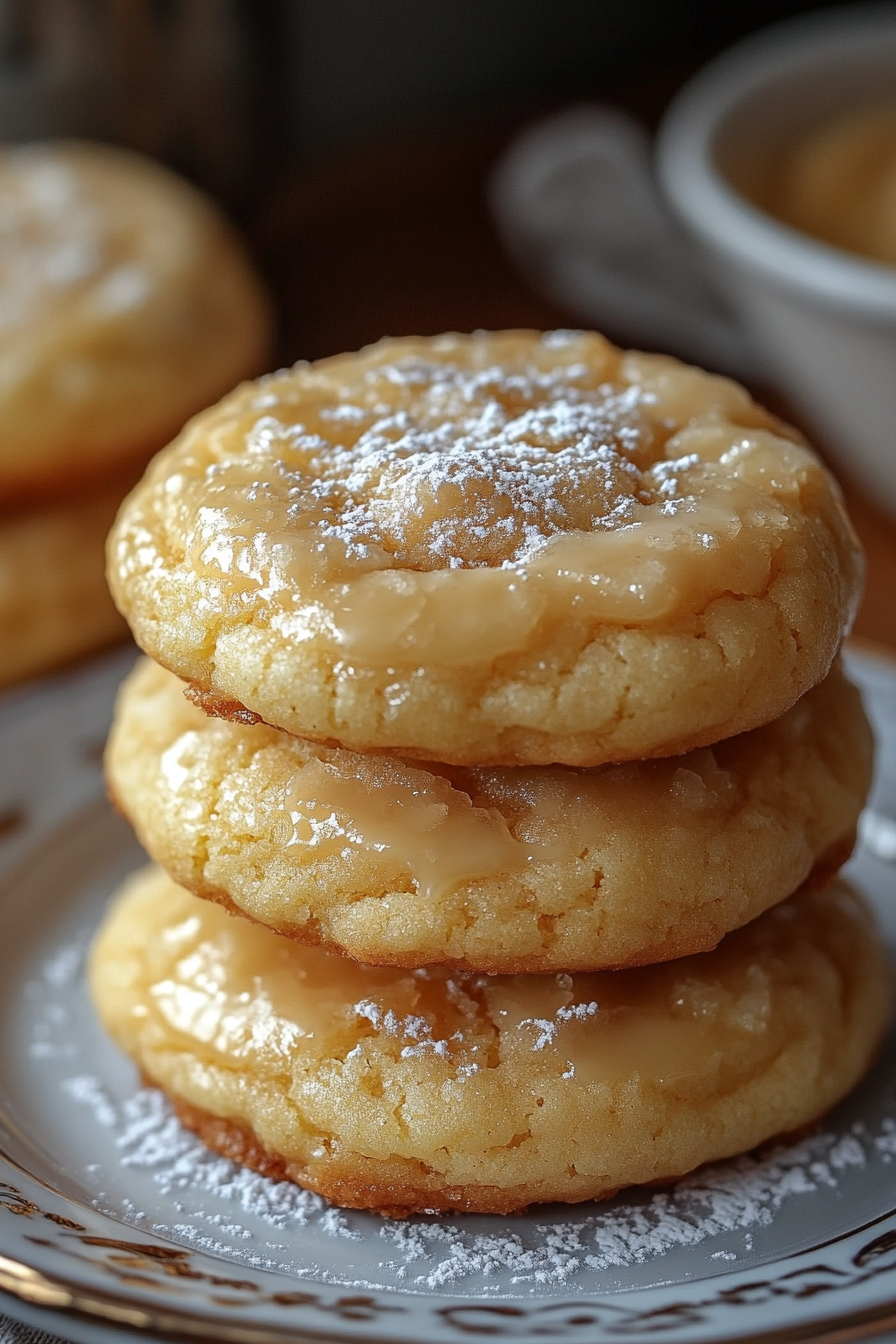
[89,866,892,1217]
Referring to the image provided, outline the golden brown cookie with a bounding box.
[107,657,871,973]
[90,867,892,1216]
[0,141,272,505]
[0,486,129,689]
[107,331,862,766]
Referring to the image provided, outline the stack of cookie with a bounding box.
[0,140,271,691]
[92,331,892,1216]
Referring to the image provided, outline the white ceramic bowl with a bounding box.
[657,5,896,518]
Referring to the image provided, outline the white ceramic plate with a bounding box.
[0,645,895,1344]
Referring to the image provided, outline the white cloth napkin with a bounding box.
[489,104,759,379]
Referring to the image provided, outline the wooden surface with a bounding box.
[259,126,896,652]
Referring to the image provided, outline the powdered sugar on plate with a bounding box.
[60,1065,896,1294]
[17,913,896,1298]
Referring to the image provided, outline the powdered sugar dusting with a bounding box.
[372,1127,883,1288]
[63,1072,896,1293]
[191,342,670,581]
[318,372,652,570]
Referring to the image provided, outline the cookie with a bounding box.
[0,140,272,506]
[90,867,891,1216]
[107,657,871,973]
[107,330,862,767]
[0,486,129,689]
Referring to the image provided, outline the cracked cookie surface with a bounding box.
[89,867,892,1215]
[107,331,862,766]
[107,657,871,972]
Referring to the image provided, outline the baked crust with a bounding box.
[161,1094,828,1217]
[164,1091,620,1218]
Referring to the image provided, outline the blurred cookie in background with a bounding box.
[0,138,273,688]
[0,140,272,505]
[0,482,128,690]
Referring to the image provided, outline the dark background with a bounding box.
[243,1,877,360]
[268,0,873,161]
[239,0,883,359]
[6,1,871,191]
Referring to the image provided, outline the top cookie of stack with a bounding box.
[108,329,861,768]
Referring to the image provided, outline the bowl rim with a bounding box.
[656,3,896,316]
